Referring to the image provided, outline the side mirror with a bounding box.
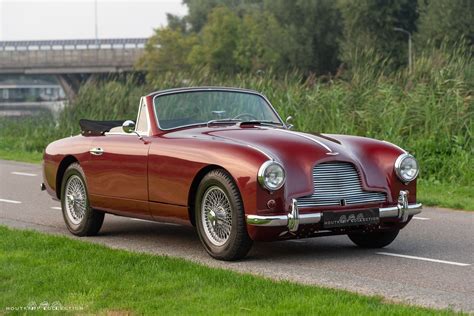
[286,116,294,130]
[122,120,136,134]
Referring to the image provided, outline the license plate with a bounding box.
[323,209,380,228]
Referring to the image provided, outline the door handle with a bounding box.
[89,147,104,156]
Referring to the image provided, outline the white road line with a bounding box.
[50,206,62,210]
[0,198,22,204]
[11,171,37,177]
[413,216,430,220]
[377,252,471,267]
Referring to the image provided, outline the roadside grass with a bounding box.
[418,181,474,211]
[0,148,43,164]
[0,226,461,315]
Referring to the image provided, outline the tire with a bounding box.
[60,162,104,236]
[348,229,399,248]
[195,169,253,261]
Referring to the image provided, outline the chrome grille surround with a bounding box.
[297,162,386,208]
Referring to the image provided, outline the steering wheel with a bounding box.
[232,113,258,121]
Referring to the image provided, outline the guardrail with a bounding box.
[0,38,148,51]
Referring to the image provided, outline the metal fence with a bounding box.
[0,38,148,51]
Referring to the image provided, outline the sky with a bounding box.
[0,0,188,41]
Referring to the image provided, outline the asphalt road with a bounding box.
[1,159,473,312]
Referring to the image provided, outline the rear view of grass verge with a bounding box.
[0,226,458,315]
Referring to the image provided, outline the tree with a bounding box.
[416,0,474,48]
[264,0,343,74]
[235,11,294,72]
[183,0,263,32]
[188,6,241,73]
[136,27,198,78]
[338,0,419,71]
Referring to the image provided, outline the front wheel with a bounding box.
[61,163,104,236]
[195,169,253,261]
[348,229,399,248]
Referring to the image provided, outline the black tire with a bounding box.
[348,229,400,248]
[60,162,104,236]
[195,169,253,261]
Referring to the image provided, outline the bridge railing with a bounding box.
[0,38,149,73]
[0,38,148,51]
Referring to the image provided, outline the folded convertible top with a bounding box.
[79,119,125,136]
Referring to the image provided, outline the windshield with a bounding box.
[153,90,282,130]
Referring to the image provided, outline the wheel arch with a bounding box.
[55,155,79,199]
[187,164,237,226]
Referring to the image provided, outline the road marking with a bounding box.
[413,216,430,220]
[377,252,471,267]
[51,206,62,210]
[0,198,22,204]
[11,171,37,177]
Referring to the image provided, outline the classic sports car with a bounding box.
[42,87,422,260]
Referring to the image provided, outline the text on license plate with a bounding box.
[323,209,380,228]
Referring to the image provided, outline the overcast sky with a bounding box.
[0,0,187,41]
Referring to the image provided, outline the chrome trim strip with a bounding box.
[379,203,422,218]
[271,129,332,152]
[247,144,273,160]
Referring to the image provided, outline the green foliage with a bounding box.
[338,0,419,71]
[416,0,474,48]
[137,28,198,78]
[183,0,263,32]
[235,11,292,73]
[0,226,461,314]
[263,0,343,74]
[188,6,241,73]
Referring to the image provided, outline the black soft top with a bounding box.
[79,119,125,136]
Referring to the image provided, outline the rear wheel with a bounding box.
[348,229,399,248]
[195,169,253,261]
[61,163,104,236]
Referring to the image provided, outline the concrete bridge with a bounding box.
[0,38,147,99]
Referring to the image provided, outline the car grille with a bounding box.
[296,162,386,208]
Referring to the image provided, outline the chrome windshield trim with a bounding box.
[151,87,285,132]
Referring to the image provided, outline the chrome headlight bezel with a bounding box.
[394,153,419,183]
[258,161,286,191]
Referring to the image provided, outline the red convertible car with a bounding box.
[42,87,422,260]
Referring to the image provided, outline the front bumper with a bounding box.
[246,190,422,233]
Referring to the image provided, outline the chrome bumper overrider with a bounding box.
[246,190,422,233]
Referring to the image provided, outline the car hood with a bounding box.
[204,126,403,197]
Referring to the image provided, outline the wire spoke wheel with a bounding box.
[64,175,87,225]
[201,186,233,246]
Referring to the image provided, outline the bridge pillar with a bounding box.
[55,74,86,101]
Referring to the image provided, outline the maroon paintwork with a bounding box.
[43,88,417,241]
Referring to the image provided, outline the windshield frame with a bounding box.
[152,87,285,131]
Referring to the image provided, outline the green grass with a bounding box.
[418,181,474,210]
[0,226,460,315]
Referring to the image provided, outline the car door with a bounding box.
[87,98,151,218]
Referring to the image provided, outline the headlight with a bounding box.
[258,161,286,191]
[394,154,419,183]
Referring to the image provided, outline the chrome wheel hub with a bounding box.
[201,186,232,246]
[64,175,87,225]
